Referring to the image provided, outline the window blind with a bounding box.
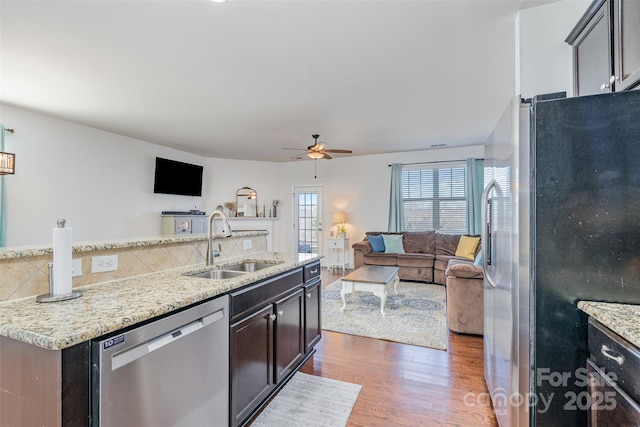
[402,163,467,233]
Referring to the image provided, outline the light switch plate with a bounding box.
[72,258,83,277]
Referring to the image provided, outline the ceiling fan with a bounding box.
[283,134,353,160]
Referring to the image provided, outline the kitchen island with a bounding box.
[0,244,321,427]
[577,301,640,348]
[578,301,640,425]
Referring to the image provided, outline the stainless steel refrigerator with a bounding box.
[482,89,640,427]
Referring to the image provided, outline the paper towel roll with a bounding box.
[53,226,73,295]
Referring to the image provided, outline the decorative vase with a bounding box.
[339,232,347,238]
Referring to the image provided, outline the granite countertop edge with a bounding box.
[0,252,321,350]
[577,300,640,348]
[0,231,267,260]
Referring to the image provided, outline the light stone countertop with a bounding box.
[0,252,320,351]
[0,231,266,260]
[577,301,640,348]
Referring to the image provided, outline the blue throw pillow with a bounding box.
[367,234,385,252]
[474,251,482,266]
[382,234,405,254]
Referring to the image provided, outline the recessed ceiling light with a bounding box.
[211,0,227,3]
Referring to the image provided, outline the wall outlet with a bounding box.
[243,239,252,250]
[72,258,83,277]
[91,255,118,273]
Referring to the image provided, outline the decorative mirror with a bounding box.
[235,187,257,217]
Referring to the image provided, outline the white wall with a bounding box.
[275,146,485,261]
[1,103,208,246]
[1,102,483,253]
[207,145,486,255]
[2,1,582,249]
[518,0,590,99]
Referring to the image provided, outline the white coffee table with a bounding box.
[340,265,400,316]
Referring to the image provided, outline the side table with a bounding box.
[327,237,349,273]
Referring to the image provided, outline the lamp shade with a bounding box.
[332,211,347,224]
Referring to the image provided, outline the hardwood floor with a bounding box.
[299,268,498,427]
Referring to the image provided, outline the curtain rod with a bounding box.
[388,158,484,167]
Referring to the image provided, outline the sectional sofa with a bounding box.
[352,231,484,335]
[352,231,481,284]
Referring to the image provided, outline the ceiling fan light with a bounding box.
[307,152,324,160]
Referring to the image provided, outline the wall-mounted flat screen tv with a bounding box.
[153,157,203,197]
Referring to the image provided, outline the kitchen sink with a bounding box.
[186,261,282,279]
[223,261,281,272]
[188,270,248,280]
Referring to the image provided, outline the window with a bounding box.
[402,164,467,233]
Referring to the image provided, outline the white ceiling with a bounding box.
[0,0,553,162]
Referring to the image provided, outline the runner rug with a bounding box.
[249,372,362,427]
[322,279,448,350]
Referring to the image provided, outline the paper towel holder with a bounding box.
[36,263,83,303]
[37,219,83,302]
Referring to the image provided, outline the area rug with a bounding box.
[322,279,448,350]
[249,372,362,427]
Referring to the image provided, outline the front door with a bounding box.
[293,186,323,255]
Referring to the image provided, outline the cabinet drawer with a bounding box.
[327,238,348,249]
[588,318,640,402]
[587,358,640,426]
[303,261,320,283]
[229,268,303,321]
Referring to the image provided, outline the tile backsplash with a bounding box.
[0,234,267,302]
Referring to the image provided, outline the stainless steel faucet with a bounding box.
[207,209,232,266]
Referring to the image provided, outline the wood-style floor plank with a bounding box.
[299,268,498,427]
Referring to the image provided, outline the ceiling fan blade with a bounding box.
[282,147,307,151]
[291,154,307,159]
[323,149,352,154]
[322,153,333,159]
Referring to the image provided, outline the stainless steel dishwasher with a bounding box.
[92,295,229,427]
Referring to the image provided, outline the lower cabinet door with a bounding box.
[230,305,275,427]
[274,289,305,383]
[587,359,640,427]
[304,279,322,353]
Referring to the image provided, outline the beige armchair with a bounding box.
[445,260,484,335]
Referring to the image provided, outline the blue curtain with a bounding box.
[387,163,404,232]
[466,158,484,235]
[0,126,6,246]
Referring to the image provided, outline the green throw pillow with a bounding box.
[382,234,405,254]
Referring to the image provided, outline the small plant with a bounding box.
[223,202,236,216]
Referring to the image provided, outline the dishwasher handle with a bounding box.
[111,308,225,371]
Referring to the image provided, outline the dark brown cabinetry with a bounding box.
[303,261,322,353]
[274,289,305,383]
[612,0,640,91]
[587,319,640,426]
[230,304,275,427]
[304,279,322,353]
[566,0,640,95]
[229,264,321,427]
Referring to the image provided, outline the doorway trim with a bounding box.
[292,185,324,258]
